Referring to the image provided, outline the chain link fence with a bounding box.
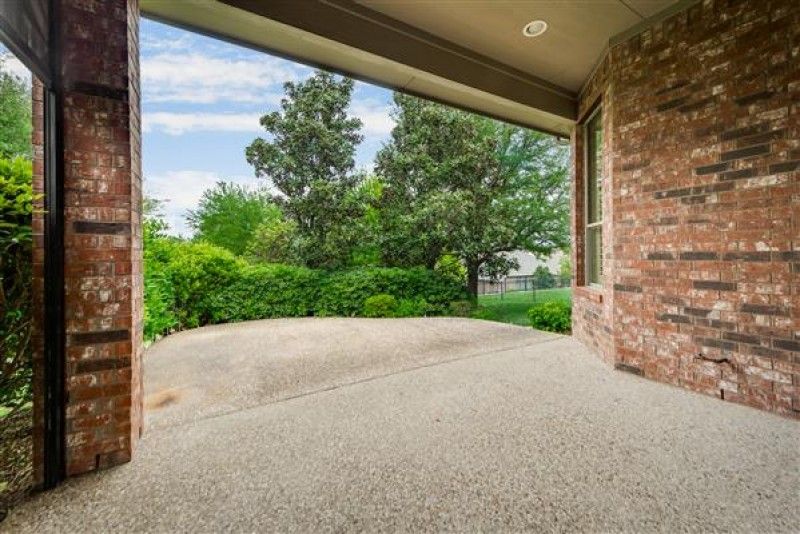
[478,274,571,296]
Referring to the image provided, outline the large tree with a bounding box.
[245,71,364,268]
[186,181,279,256]
[375,93,569,300]
[0,57,31,159]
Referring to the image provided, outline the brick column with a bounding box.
[32,0,143,477]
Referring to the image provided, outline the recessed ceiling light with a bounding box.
[522,20,548,38]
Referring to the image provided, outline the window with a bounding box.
[584,107,603,286]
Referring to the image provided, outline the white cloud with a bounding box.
[350,100,394,136]
[142,112,262,135]
[145,170,260,236]
[143,102,394,138]
[0,52,31,84]
[141,52,308,104]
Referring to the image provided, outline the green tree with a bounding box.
[246,217,302,265]
[0,57,31,159]
[375,93,569,300]
[558,254,571,281]
[245,71,364,268]
[186,181,280,256]
[532,265,555,289]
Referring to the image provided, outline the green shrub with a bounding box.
[140,244,466,339]
[435,254,466,284]
[448,300,474,317]
[142,218,182,341]
[362,294,398,318]
[143,267,177,342]
[532,265,555,289]
[528,300,571,333]
[164,242,245,329]
[0,157,35,412]
[210,263,320,322]
[318,267,466,316]
[469,306,498,321]
[395,297,429,317]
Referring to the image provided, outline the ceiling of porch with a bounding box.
[140,0,687,135]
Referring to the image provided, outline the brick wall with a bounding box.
[32,0,143,478]
[572,0,800,417]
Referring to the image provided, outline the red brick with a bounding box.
[572,0,799,419]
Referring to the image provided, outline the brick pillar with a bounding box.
[31,0,143,477]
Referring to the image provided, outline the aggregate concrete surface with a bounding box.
[4,318,799,533]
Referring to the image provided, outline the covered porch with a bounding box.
[0,0,796,511]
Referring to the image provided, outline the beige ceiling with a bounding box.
[356,0,675,92]
[141,0,686,134]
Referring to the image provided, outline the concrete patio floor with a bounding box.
[4,318,799,532]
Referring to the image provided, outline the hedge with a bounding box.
[144,240,467,341]
[318,267,465,316]
[210,264,321,322]
[528,300,571,333]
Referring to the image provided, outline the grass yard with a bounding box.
[477,288,572,326]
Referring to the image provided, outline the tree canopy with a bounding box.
[245,71,364,268]
[186,181,280,256]
[374,93,569,299]
[0,57,31,159]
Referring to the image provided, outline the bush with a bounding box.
[448,300,474,317]
[143,267,177,342]
[395,297,429,317]
[141,243,467,340]
[318,267,466,316]
[210,264,320,322]
[0,157,35,412]
[167,242,246,328]
[362,294,398,318]
[435,254,466,284]
[469,306,498,321]
[528,300,571,333]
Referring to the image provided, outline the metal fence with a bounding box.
[478,274,571,296]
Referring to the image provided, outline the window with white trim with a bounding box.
[585,107,603,286]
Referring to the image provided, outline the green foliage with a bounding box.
[528,300,572,333]
[143,267,177,342]
[448,300,474,317]
[479,289,571,327]
[143,197,179,340]
[318,267,466,317]
[142,224,463,340]
[0,60,31,159]
[247,217,303,265]
[210,264,320,322]
[532,265,555,289]
[559,254,571,279]
[374,93,570,299]
[246,71,365,268]
[469,306,499,321]
[362,294,398,318]
[0,157,35,411]
[163,242,245,329]
[187,182,280,256]
[394,297,430,318]
[435,254,466,284]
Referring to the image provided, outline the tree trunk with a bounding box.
[466,261,480,304]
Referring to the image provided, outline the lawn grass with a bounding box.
[477,288,572,326]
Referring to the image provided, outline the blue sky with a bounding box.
[140,19,395,235]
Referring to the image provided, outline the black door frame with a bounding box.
[41,0,66,489]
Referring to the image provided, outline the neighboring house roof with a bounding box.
[481,250,566,280]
